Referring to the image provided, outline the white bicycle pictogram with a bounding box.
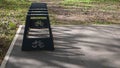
[32,40,45,48]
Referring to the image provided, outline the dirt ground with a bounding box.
[30,0,120,24]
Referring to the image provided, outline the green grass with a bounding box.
[93,0,120,2]
[0,22,16,58]
[93,21,113,25]
[63,0,91,3]
[61,0,81,6]
[61,0,119,6]
[0,0,31,62]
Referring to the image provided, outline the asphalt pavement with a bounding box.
[1,25,120,68]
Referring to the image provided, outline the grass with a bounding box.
[0,0,31,63]
[61,0,81,6]
[61,0,119,6]
[0,22,16,59]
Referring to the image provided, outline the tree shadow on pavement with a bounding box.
[6,25,120,68]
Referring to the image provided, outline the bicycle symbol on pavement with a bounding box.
[32,40,45,48]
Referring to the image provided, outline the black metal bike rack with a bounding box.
[22,3,54,51]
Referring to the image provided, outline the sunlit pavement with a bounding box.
[1,25,120,68]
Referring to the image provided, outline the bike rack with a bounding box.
[22,3,54,51]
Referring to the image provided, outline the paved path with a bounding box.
[1,25,120,68]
